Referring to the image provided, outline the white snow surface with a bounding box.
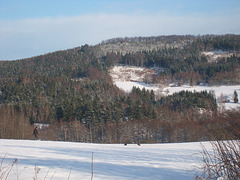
[114,81,159,93]
[0,139,212,180]
[110,65,240,110]
[110,66,156,82]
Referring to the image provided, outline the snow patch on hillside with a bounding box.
[110,65,240,110]
[110,66,155,82]
[201,50,237,62]
[110,65,160,92]
[114,81,159,92]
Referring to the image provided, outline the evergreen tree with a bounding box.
[233,90,238,103]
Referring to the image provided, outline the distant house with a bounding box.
[34,123,50,130]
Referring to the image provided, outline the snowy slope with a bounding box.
[0,139,212,180]
[110,65,240,110]
[110,66,159,92]
[109,66,163,93]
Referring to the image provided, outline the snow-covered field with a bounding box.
[0,139,212,180]
[110,65,240,109]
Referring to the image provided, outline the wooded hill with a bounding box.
[0,34,240,143]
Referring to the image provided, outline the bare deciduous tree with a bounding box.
[198,140,240,179]
[197,109,240,179]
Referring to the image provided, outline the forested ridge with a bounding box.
[0,34,240,143]
[103,34,240,85]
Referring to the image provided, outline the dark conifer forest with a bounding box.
[0,34,240,143]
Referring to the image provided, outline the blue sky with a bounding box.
[1,0,240,60]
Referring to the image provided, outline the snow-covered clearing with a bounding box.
[0,139,212,180]
[201,50,236,62]
[110,65,240,109]
[110,66,161,92]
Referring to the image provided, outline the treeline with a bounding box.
[1,89,235,144]
[102,34,240,51]
[101,35,195,44]
[0,77,219,143]
[159,90,217,111]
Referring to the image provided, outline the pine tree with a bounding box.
[233,90,238,103]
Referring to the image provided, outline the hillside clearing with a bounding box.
[110,65,240,110]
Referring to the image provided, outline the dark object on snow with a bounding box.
[124,143,127,146]
[33,126,40,140]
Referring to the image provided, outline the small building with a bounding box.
[33,123,50,130]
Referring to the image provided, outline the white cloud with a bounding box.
[0,13,240,60]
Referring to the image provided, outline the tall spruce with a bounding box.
[233,90,238,103]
